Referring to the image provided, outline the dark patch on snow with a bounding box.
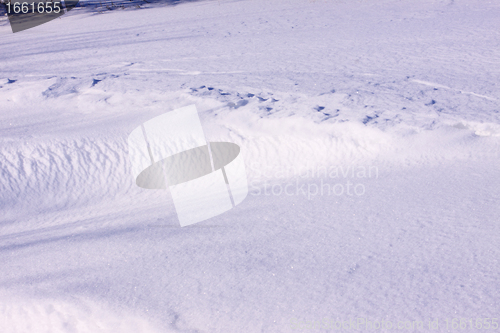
[257,97,267,102]
[363,114,379,124]
[247,93,255,98]
[7,79,16,84]
[74,0,199,12]
[207,87,214,91]
[91,79,102,87]
[315,106,325,112]
[237,100,248,108]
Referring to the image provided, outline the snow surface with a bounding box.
[1,0,499,332]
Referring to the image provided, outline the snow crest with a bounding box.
[0,291,163,333]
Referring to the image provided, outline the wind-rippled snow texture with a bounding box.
[0,291,163,333]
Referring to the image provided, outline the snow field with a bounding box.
[1,0,500,331]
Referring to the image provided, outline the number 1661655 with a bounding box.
[6,2,62,14]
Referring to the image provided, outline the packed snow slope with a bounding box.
[1,0,499,332]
